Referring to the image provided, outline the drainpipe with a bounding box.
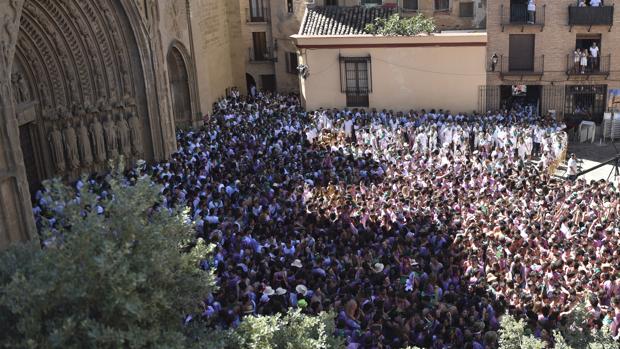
[186,0,202,122]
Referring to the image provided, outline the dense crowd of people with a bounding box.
[33,90,620,348]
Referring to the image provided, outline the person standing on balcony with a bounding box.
[527,0,536,24]
[580,49,588,74]
[574,49,581,73]
[589,42,599,71]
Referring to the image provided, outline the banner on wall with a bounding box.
[607,89,620,112]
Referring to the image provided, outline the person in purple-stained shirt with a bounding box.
[33,89,620,348]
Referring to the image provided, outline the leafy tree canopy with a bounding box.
[365,13,436,36]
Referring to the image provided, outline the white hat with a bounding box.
[263,286,275,296]
[296,284,308,296]
[372,263,385,273]
[275,287,287,296]
[291,259,303,268]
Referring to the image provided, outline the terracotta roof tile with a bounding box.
[300,6,395,36]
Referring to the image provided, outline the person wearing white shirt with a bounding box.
[589,42,599,71]
[343,117,354,142]
[527,0,536,24]
[567,154,578,179]
[590,0,601,7]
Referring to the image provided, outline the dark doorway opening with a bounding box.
[565,84,607,123]
[261,74,276,93]
[500,84,542,115]
[576,34,602,72]
[246,73,256,96]
[18,123,40,195]
[509,0,529,23]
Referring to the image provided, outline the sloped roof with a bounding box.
[299,6,395,36]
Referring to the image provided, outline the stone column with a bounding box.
[0,0,38,249]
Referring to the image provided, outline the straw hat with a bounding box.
[372,263,385,273]
[291,259,303,268]
[275,287,287,296]
[296,284,309,296]
[263,286,275,296]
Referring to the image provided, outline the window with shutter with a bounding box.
[435,0,450,11]
[285,52,298,74]
[339,56,372,107]
[403,0,418,10]
[460,2,474,17]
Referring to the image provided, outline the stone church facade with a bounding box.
[0,0,245,248]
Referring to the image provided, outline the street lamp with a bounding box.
[491,54,499,72]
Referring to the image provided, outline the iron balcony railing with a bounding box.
[566,53,610,75]
[501,3,545,25]
[500,55,544,75]
[246,7,270,23]
[249,46,275,62]
[568,5,613,26]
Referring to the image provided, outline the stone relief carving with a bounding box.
[5,0,176,179]
[77,116,93,168]
[11,72,30,103]
[89,110,107,164]
[102,104,118,159]
[127,110,143,157]
[117,112,132,158]
[62,117,80,171]
[48,123,65,173]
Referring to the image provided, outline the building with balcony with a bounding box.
[240,0,486,95]
[485,0,619,124]
[292,4,487,111]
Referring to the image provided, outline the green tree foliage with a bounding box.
[0,174,216,348]
[365,13,436,36]
[197,309,342,349]
[499,305,618,349]
[0,173,344,348]
[556,302,618,349]
[498,314,545,349]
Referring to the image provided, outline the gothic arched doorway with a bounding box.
[167,47,192,129]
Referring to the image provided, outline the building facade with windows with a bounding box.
[240,0,485,95]
[485,0,619,123]
[292,5,487,111]
[241,0,307,94]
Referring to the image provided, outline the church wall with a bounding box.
[192,0,246,115]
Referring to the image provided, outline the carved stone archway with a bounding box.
[167,41,197,128]
[0,0,179,248]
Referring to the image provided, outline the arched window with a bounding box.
[167,47,192,128]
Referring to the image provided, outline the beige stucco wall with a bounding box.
[294,33,486,112]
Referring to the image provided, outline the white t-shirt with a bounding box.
[590,0,601,6]
[568,158,578,176]
[589,46,599,58]
[528,0,536,11]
